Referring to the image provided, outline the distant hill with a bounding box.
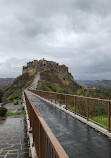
[77,80,111,99]
[0,78,14,91]
[77,80,111,90]
[3,74,34,103]
[0,78,14,102]
[0,78,14,86]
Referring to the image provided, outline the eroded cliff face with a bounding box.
[22,59,74,81]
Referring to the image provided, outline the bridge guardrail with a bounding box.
[28,89,111,133]
[24,91,69,158]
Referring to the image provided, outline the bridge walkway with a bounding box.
[26,90,111,158]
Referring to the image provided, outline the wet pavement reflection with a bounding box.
[26,90,111,158]
[0,115,29,158]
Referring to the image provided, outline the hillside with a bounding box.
[32,60,107,99]
[0,78,14,86]
[3,59,111,103]
[3,59,82,103]
[37,69,81,94]
[0,78,14,91]
[77,80,111,99]
[77,80,111,90]
[23,59,83,94]
[38,70,107,99]
[3,73,34,103]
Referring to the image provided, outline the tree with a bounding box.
[0,90,3,102]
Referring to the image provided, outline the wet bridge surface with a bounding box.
[26,90,111,158]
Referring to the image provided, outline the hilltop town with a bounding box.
[22,59,73,79]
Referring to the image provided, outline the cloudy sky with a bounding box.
[0,0,111,80]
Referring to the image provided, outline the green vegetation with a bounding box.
[37,70,82,94]
[90,116,108,129]
[0,107,7,117]
[93,88,111,100]
[78,80,111,100]
[3,73,34,103]
[7,111,26,116]
[66,102,109,129]
[37,70,108,100]
[64,97,109,129]
[38,81,64,93]
[9,98,22,104]
[43,88,109,130]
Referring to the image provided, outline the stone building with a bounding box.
[22,59,74,80]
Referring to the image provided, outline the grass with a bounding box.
[89,115,109,129]
[37,81,64,93]
[38,69,82,94]
[9,99,22,104]
[67,104,74,111]
[67,104,110,130]
[7,111,26,116]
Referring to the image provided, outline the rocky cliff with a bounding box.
[22,59,73,80]
[22,59,76,93]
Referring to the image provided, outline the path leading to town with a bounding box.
[26,90,111,158]
[30,71,40,90]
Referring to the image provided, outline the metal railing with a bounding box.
[28,89,111,132]
[24,91,69,158]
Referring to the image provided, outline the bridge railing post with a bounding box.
[38,122,41,158]
[59,94,61,106]
[55,94,57,104]
[65,95,67,110]
[40,124,45,158]
[74,96,76,113]
[86,98,89,121]
[51,94,52,102]
[108,102,110,132]
[32,109,35,147]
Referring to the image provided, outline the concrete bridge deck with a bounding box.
[26,90,111,158]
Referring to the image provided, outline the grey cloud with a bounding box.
[0,58,29,78]
[0,0,111,80]
[74,0,111,16]
[20,20,51,38]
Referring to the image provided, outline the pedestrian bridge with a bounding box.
[24,89,111,158]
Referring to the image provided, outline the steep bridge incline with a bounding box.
[25,90,111,158]
[30,71,40,90]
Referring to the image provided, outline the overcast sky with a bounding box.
[0,0,111,80]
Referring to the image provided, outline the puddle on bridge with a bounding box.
[26,90,111,158]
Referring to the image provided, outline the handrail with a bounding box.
[28,89,111,133]
[24,91,69,158]
[27,88,111,102]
